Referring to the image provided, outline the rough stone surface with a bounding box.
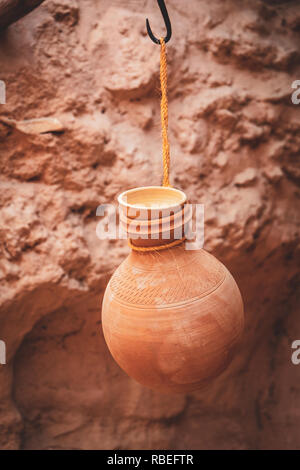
[0,0,300,450]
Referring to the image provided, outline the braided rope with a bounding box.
[160,37,171,187]
[128,236,186,252]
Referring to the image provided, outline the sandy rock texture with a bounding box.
[0,0,300,450]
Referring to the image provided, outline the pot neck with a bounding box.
[117,186,189,250]
[121,205,191,250]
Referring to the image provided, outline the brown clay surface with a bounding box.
[103,246,244,393]
[0,0,300,450]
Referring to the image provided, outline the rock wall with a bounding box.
[0,0,300,450]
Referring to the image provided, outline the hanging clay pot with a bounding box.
[102,186,244,394]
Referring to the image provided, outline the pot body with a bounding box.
[102,245,244,394]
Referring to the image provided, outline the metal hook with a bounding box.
[146,0,172,44]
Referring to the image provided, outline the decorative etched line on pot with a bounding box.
[109,254,225,306]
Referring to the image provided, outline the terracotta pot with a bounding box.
[102,186,244,394]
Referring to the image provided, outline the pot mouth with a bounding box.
[118,186,187,211]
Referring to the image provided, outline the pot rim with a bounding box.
[118,186,187,212]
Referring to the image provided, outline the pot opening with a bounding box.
[118,186,187,210]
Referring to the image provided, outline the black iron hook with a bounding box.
[146,0,172,44]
